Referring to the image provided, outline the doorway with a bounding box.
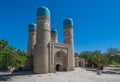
[56,64,62,71]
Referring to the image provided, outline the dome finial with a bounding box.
[63,18,73,27]
[37,6,50,18]
[51,28,57,36]
[28,23,36,32]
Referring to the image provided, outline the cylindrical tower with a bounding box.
[51,28,58,43]
[33,6,51,74]
[25,23,36,70]
[63,18,73,44]
[63,18,75,71]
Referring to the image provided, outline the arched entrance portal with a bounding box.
[54,50,68,71]
[56,64,62,71]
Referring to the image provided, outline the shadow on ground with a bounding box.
[102,70,120,75]
[0,71,34,81]
[85,67,120,75]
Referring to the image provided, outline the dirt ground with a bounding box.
[0,67,120,82]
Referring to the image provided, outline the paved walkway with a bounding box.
[0,68,120,82]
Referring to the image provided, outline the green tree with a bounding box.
[107,48,120,66]
[80,51,93,66]
[0,39,26,72]
[80,50,114,67]
[14,49,26,67]
[75,52,79,57]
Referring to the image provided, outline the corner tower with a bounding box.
[63,18,75,71]
[25,23,36,70]
[33,6,51,74]
[51,28,58,43]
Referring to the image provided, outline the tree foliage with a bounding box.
[76,48,120,67]
[0,39,26,69]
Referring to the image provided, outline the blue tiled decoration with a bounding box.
[37,6,50,18]
[63,18,73,27]
[28,23,36,32]
[51,28,57,36]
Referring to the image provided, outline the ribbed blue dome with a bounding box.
[37,6,50,18]
[51,28,57,36]
[63,18,73,27]
[28,23,36,32]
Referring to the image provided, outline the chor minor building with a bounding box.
[25,6,84,74]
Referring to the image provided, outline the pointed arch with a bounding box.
[54,50,68,71]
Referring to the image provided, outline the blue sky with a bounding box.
[0,0,120,53]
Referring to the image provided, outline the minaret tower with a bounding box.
[51,28,58,43]
[63,18,75,71]
[25,23,36,70]
[33,6,51,74]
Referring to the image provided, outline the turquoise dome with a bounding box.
[63,18,73,27]
[51,28,57,36]
[28,23,36,32]
[37,6,50,18]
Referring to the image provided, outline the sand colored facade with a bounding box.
[75,57,85,67]
[25,6,75,74]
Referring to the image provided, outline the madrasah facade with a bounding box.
[25,6,85,74]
